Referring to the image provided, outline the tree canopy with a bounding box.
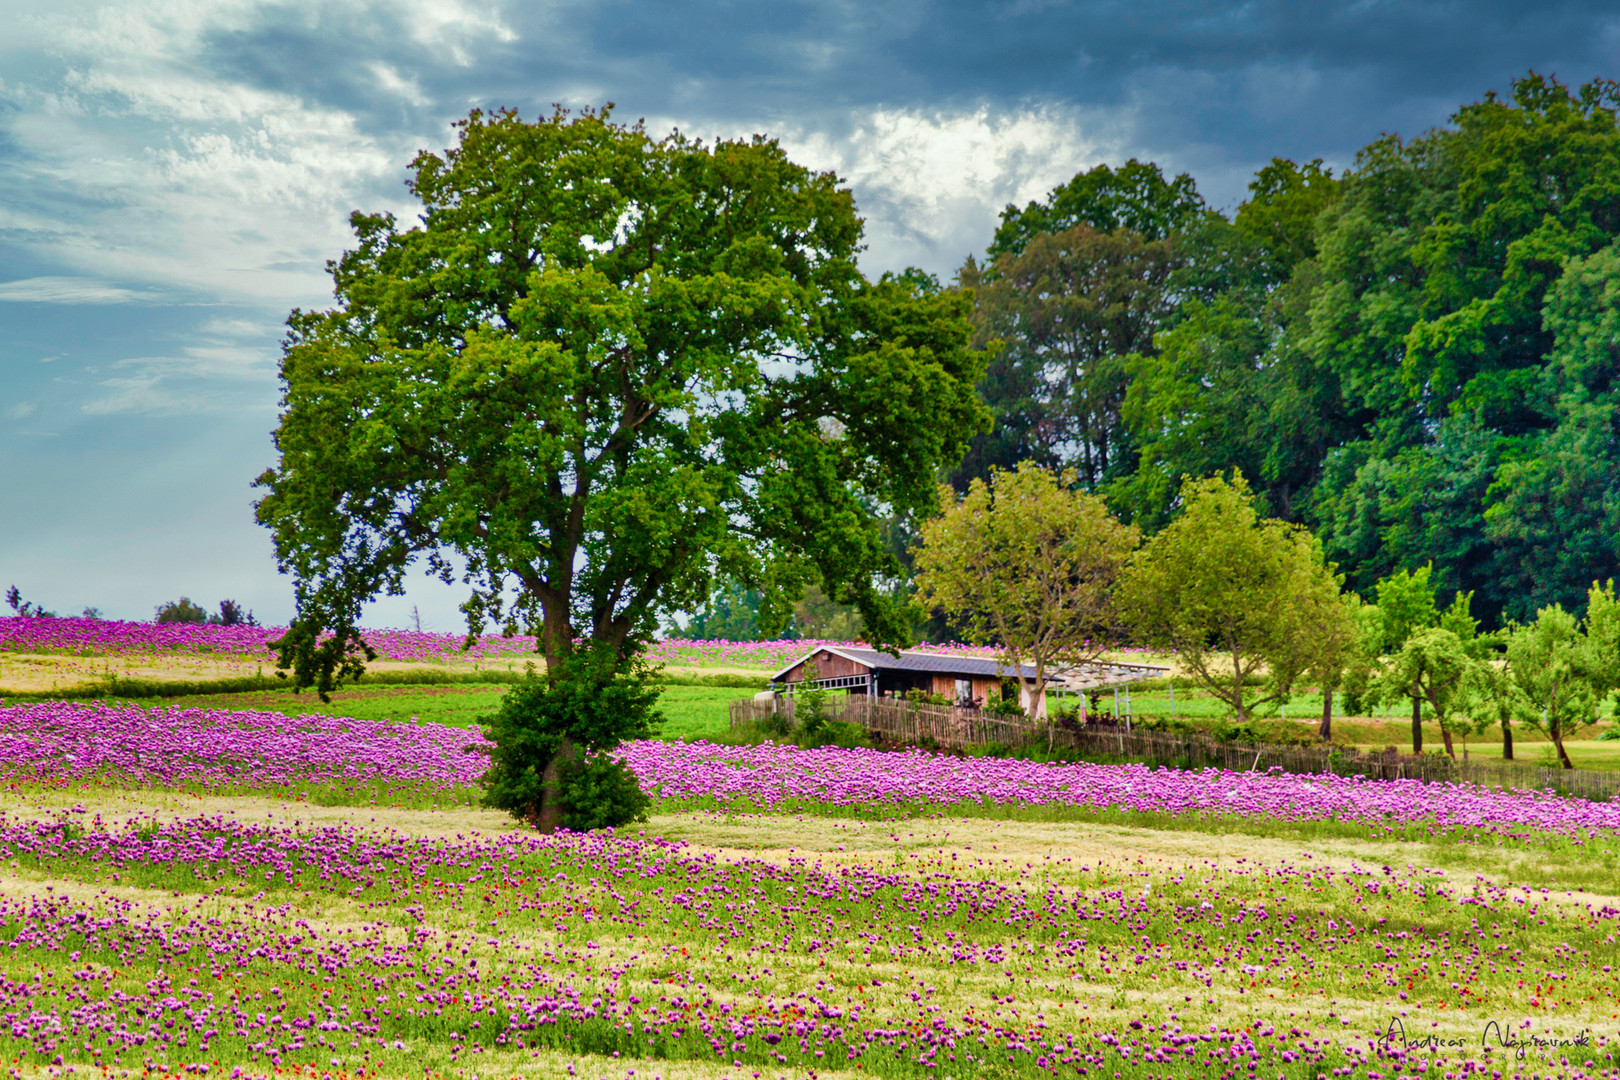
[955,225,1181,492]
[255,106,988,693]
[946,72,1620,636]
[913,462,1139,733]
[988,160,1207,257]
[1116,473,1355,722]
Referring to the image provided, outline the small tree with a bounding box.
[1371,566,1438,754]
[1369,566,1486,755]
[1505,604,1601,770]
[1468,635,1521,760]
[912,462,1139,748]
[1312,592,1376,742]
[1586,580,1620,707]
[154,597,210,624]
[1372,627,1487,759]
[481,653,661,832]
[212,600,259,627]
[1117,473,1354,722]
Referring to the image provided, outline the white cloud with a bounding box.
[80,374,195,416]
[772,103,1129,275]
[0,276,149,303]
[399,0,517,63]
[6,402,39,420]
[368,61,430,107]
[0,0,488,307]
[83,317,280,414]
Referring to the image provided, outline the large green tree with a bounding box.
[1487,243,1620,615]
[956,224,1181,492]
[1307,74,1620,621]
[1106,175,1354,530]
[254,106,988,693]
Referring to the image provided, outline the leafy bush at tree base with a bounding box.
[480,655,662,830]
[559,753,651,831]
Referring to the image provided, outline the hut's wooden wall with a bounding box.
[780,650,870,683]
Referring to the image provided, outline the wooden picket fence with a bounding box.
[727,696,1620,801]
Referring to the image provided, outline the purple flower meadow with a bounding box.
[1,614,1015,670]
[0,702,489,796]
[0,814,1610,1078]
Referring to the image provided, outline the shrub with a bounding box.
[795,662,836,741]
[560,753,652,831]
[213,600,258,626]
[798,719,868,750]
[481,653,662,831]
[985,694,1025,718]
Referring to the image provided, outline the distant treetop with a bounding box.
[988,159,1207,258]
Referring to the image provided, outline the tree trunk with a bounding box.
[1439,720,1456,759]
[1318,688,1333,742]
[535,736,579,834]
[1501,715,1513,760]
[1410,695,1423,755]
[1553,728,1575,770]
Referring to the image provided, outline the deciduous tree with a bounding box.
[154,597,209,625]
[912,462,1139,745]
[989,159,1206,257]
[958,225,1181,492]
[1372,627,1487,759]
[1504,604,1597,770]
[254,107,987,829]
[1116,473,1355,722]
[254,106,988,695]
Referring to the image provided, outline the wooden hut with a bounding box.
[770,646,1048,714]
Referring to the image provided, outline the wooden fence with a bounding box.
[728,696,1620,801]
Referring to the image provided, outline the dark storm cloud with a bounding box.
[329,0,1615,209]
[165,0,1620,209]
[891,0,1613,95]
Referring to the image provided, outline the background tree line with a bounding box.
[956,71,1620,631]
[690,72,1620,642]
[911,464,1620,770]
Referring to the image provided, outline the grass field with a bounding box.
[43,682,743,741]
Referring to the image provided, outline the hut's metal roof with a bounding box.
[770,647,1169,687]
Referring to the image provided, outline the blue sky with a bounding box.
[3,0,1618,630]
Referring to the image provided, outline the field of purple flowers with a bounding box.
[5,703,1620,853]
[625,741,1620,848]
[0,701,1617,1079]
[0,614,1002,671]
[0,701,488,804]
[0,811,1614,1080]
